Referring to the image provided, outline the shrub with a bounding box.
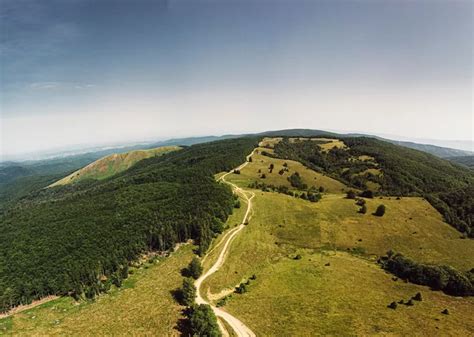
[346,190,356,199]
[189,304,221,337]
[388,301,397,309]
[235,283,248,294]
[261,174,266,179]
[278,169,285,175]
[181,277,196,306]
[359,205,367,214]
[319,186,325,192]
[294,254,302,260]
[374,204,386,216]
[359,190,374,198]
[288,172,307,190]
[356,198,366,206]
[307,192,321,203]
[405,299,414,306]
[412,292,422,301]
[188,257,203,280]
[233,169,240,174]
[442,308,449,315]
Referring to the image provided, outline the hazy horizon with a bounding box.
[1,0,472,157]
[2,127,473,163]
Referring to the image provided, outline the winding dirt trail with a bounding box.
[195,151,256,337]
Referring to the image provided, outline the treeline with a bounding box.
[248,181,322,202]
[0,137,258,312]
[379,251,474,297]
[273,137,474,236]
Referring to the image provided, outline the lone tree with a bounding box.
[374,204,386,217]
[188,257,203,280]
[181,277,196,306]
[189,304,221,337]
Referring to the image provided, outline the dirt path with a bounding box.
[0,295,59,319]
[195,151,256,337]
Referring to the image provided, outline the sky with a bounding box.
[0,0,472,158]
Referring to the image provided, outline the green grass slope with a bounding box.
[49,146,181,186]
[202,169,474,335]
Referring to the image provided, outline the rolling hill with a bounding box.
[49,146,181,187]
[1,132,473,336]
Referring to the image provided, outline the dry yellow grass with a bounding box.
[258,137,282,148]
[358,155,375,161]
[315,138,347,152]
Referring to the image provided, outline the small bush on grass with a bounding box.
[346,190,356,199]
[388,302,398,309]
[412,292,422,301]
[374,204,386,216]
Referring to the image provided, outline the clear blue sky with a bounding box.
[1,0,472,157]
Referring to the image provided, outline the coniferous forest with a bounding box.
[0,138,258,312]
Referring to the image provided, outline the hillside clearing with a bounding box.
[200,183,474,335]
[228,147,349,194]
[49,145,181,186]
[0,245,194,336]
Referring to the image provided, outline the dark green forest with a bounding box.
[0,138,257,312]
[379,251,473,297]
[272,137,474,236]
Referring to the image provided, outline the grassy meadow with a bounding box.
[229,146,349,194]
[201,147,474,336]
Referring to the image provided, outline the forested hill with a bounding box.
[448,155,474,169]
[0,137,258,313]
[272,137,474,236]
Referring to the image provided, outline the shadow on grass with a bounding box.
[170,288,184,305]
[175,307,193,336]
[180,267,191,278]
